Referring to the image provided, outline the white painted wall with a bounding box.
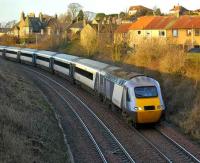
[112,84,124,108]
[20,56,32,63]
[6,53,17,59]
[36,59,49,67]
[54,65,69,75]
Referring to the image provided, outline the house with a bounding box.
[169,4,189,16]
[66,20,86,40]
[119,15,200,49]
[128,16,155,46]
[114,23,132,44]
[127,16,179,47]
[128,5,153,16]
[171,16,200,49]
[11,12,61,39]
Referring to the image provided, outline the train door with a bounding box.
[69,63,75,83]
[122,87,131,111]
[94,72,99,93]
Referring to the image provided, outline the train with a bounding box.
[0,45,165,125]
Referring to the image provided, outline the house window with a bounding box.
[195,29,200,36]
[172,29,178,37]
[186,29,192,36]
[137,31,141,35]
[159,31,165,37]
[146,32,151,37]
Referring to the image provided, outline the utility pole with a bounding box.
[36,33,38,50]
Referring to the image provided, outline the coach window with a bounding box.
[54,60,69,69]
[75,67,93,80]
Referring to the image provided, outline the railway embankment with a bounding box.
[0,59,69,163]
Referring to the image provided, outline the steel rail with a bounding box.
[30,71,108,163]
[24,66,135,163]
[156,128,200,163]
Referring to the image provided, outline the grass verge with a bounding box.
[0,60,69,163]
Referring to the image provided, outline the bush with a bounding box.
[126,38,186,74]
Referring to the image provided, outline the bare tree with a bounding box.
[67,3,82,21]
[58,12,72,23]
[84,11,96,21]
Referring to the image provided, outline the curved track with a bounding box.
[135,127,200,163]
[23,66,135,163]
[2,58,200,163]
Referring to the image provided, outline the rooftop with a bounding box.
[172,15,200,29]
[115,23,132,33]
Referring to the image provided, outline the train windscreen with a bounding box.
[134,86,158,98]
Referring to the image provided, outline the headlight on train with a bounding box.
[134,107,143,111]
[157,105,164,110]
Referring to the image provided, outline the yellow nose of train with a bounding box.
[135,97,163,123]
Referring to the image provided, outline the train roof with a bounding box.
[54,53,80,63]
[35,50,57,58]
[0,45,7,50]
[75,58,110,71]
[6,46,21,52]
[126,76,157,87]
[20,48,38,54]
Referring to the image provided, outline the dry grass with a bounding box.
[124,38,200,142]
[0,61,68,163]
[0,34,18,46]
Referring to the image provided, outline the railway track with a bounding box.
[23,66,135,163]
[16,63,199,163]
[135,127,200,163]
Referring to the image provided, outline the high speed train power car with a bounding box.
[0,45,165,125]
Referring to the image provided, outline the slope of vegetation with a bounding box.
[0,60,68,163]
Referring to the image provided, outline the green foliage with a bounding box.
[154,8,162,15]
[95,13,106,20]
[77,10,84,21]
[119,12,126,18]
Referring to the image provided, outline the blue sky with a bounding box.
[0,0,200,22]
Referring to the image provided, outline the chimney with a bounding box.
[20,11,25,21]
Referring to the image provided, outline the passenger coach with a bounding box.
[35,50,57,69]
[5,46,21,61]
[0,46,165,125]
[20,48,37,64]
[53,53,79,77]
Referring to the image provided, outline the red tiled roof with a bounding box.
[129,16,155,30]
[145,16,177,29]
[172,16,200,29]
[115,23,132,33]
